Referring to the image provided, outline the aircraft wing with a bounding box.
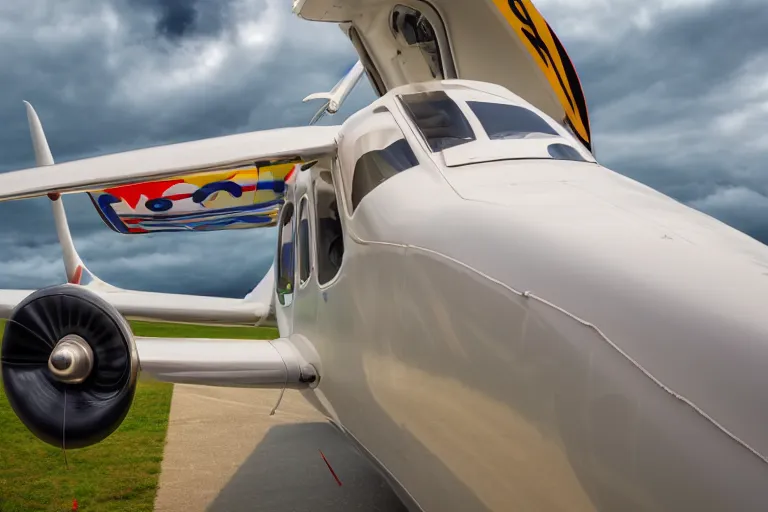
[0,109,320,455]
[0,125,339,202]
[0,104,335,327]
[0,286,268,326]
[0,290,32,320]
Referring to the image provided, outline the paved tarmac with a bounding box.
[153,384,408,512]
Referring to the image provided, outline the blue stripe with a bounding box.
[119,198,285,221]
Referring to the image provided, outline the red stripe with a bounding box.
[319,450,342,486]
[164,192,193,201]
[104,179,186,209]
[284,166,296,183]
[69,266,83,285]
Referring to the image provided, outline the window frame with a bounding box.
[275,200,296,307]
[338,106,422,220]
[314,165,346,289]
[397,90,477,153]
[297,195,313,288]
[348,26,387,97]
[350,138,419,213]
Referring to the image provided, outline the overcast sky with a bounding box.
[0,0,766,298]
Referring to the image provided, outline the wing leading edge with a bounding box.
[0,122,339,203]
[0,285,271,326]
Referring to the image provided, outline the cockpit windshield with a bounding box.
[399,91,476,152]
[467,101,559,140]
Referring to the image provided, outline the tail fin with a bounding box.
[243,262,274,302]
[244,261,276,325]
[24,101,113,290]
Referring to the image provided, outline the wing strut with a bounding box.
[25,101,109,289]
[303,60,365,125]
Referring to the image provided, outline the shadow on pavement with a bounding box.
[207,422,409,512]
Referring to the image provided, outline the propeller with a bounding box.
[1,284,139,450]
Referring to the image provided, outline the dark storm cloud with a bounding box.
[0,0,366,297]
[572,1,768,116]
[150,0,198,39]
[128,0,229,40]
[0,0,359,171]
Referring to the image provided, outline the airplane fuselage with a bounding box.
[2,1,766,510]
[277,81,768,511]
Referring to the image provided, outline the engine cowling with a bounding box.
[1,284,139,449]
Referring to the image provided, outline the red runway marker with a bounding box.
[319,449,342,486]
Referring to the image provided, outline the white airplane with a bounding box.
[2,0,768,510]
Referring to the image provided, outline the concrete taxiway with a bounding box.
[153,385,407,512]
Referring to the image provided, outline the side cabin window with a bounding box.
[276,202,295,306]
[339,107,419,214]
[314,170,345,286]
[298,197,312,285]
[352,139,418,211]
[399,91,476,152]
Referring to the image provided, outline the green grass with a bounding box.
[0,319,276,512]
[129,320,278,340]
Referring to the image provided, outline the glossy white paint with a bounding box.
[0,1,766,508]
[135,336,316,389]
[274,83,768,511]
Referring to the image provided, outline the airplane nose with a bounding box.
[366,159,768,510]
[421,158,768,465]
